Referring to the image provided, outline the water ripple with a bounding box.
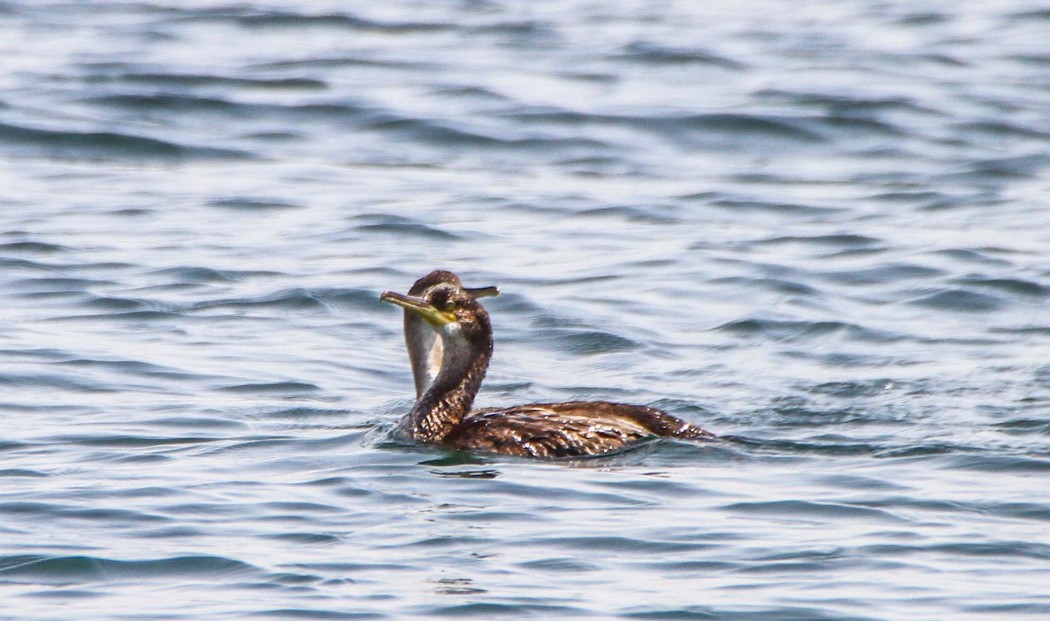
[0,121,248,160]
[0,554,256,583]
[3,1,1049,619]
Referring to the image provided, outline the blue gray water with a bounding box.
[2,1,1049,619]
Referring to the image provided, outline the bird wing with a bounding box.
[449,401,710,458]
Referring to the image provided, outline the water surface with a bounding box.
[2,1,1049,619]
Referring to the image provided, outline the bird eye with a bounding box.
[441,299,456,312]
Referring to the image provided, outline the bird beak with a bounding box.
[380,291,457,327]
[464,285,499,298]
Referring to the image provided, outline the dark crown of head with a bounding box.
[410,270,462,295]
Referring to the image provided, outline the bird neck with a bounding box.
[404,313,442,398]
[408,330,492,443]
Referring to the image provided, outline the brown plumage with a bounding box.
[381,271,714,458]
[447,402,713,458]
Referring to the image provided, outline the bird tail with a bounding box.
[674,422,717,441]
[631,405,716,441]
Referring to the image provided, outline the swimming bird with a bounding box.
[381,273,714,458]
